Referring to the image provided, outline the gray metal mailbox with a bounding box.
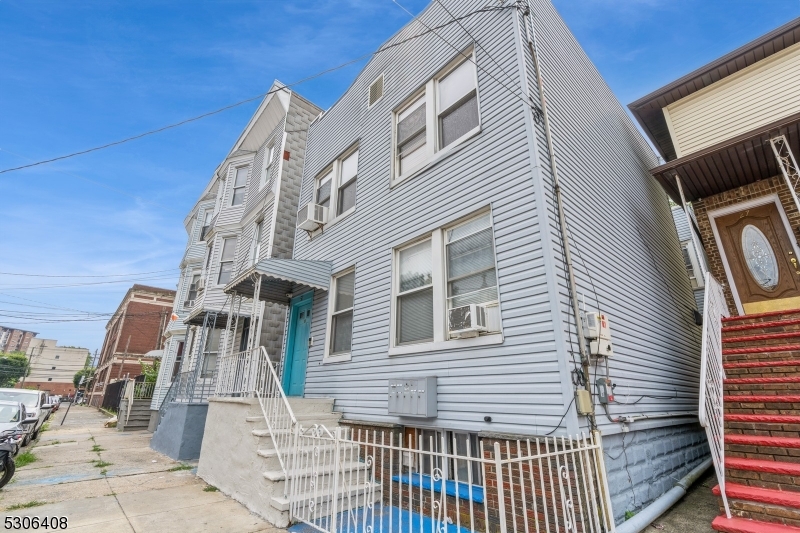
[388,377,437,418]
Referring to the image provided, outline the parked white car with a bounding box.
[0,390,52,445]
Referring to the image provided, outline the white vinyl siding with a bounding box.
[664,41,800,157]
[260,144,275,190]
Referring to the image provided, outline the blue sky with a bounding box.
[1,0,798,355]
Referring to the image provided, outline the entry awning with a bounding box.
[224,259,333,304]
[650,112,800,203]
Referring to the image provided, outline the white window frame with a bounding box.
[230,165,250,206]
[323,267,356,364]
[312,145,359,230]
[216,236,238,286]
[185,271,201,308]
[199,210,213,242]
[388,208,502,356]
[391,47,481,188]
[260,143,275,190]
[250,220,264,266]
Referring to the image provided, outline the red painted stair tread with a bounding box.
[724,317,800,333]
[724,331,800,344]
[725,377,800,384]
[712,483,800,509]
[725,434,800,449]
[712,516,800,533]
[724,344,800,355]
[726,458,800,476]
[724,309,800,323]
[724,395,800,403]
[724,360,800,368]
[725,414,800,424]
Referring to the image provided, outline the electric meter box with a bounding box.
[388,377,438,418]
[584,312,614,357]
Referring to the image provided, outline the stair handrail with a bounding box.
[698,272,731,519]
[252,346,297,475]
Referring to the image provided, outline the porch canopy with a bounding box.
[223,258,333,304]
[650,113,800,203]
[184,307,229,327]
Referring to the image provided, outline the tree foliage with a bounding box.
[0,352,30,388]
[73,368,94,388]
[140,359,160,383]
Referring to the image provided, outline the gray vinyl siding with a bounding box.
[293,2,569,436]
[529,0,702,435]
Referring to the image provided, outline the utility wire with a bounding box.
[0,268,179,278]
[0,5,512,175]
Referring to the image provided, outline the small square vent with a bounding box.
[369,74,384,107]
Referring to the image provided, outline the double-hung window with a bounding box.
[217,237,237,285]
[392,211,500,351]
[200,211,212,241]
[231,166,249,206]
[260,144,275,190]
[396,240,434,345]
[393,50,480,183]
[185,273,200,308]
[251,221,263,266]
[328,269,355,357]
[313,148,359,224]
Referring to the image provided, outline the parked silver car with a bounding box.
[0,390,52,446]
[0,400,32,455]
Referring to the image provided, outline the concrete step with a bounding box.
[269,482,379,513]
[286,398,335,414]
[257,441,360,459]
[263,461,369,482]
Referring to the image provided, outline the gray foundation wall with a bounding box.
[603,422,709,524]
[150,402,209,461]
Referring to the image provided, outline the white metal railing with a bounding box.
[287,427,615,533]
[133,381,155,400]
[699,272,731,519]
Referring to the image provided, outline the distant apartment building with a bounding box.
[0,326,37,354]
[88,284,176,407]
[17,338,91,396]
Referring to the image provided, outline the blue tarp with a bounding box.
[391,473,484,504]
[288,504,474,533]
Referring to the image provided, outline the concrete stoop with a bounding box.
[118,399,154,431]
[197,396,342,528]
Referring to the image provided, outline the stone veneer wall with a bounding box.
[694,174,800,315]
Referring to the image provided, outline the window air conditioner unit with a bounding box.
[297,203,328,230]
[184,300,195,309]
[448,304,488,339]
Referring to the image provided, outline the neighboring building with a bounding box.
[88,284,175,407]
[671,204,706,312]
[0,326,37,354]
[17,338,90,396]
[149,82,322,459]
[206,0,708,528]
[629,16,800,533]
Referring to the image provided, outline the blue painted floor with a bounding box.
[288,504,473,533]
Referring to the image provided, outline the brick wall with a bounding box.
[694,175,800,315]
[17,381,76,396]
[118,300,169,355]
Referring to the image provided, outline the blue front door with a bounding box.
[284,293,313,397]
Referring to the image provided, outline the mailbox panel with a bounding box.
[388,377,437,418]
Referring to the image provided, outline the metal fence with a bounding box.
[158,370,218,420]
[101,380,126,411]
[699,273,730,519]
[286,426,614,533]
[133,381,155,400]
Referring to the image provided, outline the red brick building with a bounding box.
[88,284,176,407]
[0,326,37,354]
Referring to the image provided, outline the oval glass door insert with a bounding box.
[741,224,779,290]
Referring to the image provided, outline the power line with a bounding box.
[0,275,178,290]
[0,6,510,176]
[0,268,179,278]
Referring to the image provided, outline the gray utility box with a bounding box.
[388,377,437,418]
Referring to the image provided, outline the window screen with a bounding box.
[316,172,332,209]
[446,213,497,308]
[397,240,434,345]
[337,151,358,215]
[438,60,478,148]
[397,96,427,175]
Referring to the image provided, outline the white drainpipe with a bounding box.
[615,457,712,533]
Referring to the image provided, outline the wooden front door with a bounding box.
[716,202,800,314]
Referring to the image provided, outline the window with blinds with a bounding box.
[446,213,497,309]
[396,240,434,345]
[331,270,355,355]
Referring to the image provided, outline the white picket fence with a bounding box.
[699,273,731,519]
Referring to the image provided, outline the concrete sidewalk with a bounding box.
[0,405,284,533]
